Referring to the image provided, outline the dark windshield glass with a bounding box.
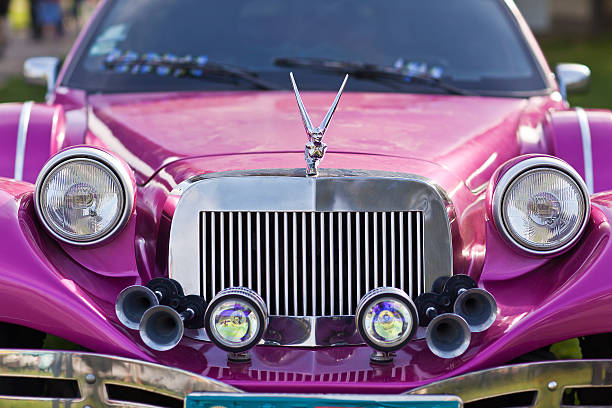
[65,0,548,95]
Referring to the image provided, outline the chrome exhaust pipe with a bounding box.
[139,305,193,351]
[454,288,498,333]
[139,295,207,351]
[426,313,471,359]
[115,285,160,330]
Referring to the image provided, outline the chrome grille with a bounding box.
[200,211,424,316]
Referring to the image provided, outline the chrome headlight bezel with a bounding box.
[34,147,135,246]
[492,157,590,256]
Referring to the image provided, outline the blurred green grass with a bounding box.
[0,77,46,103]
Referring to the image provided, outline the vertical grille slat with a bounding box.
[201,211,424,316]
[329,213,335,315]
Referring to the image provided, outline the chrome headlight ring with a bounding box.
[34,147,135,246]
[492,156,590,256]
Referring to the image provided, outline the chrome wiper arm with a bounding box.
[275,57,470,96]
[104,54,281,90]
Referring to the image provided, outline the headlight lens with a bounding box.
[494,157,590,255]
[209,299,260,348]
[35,148,134,245]
[364,298,413,346]
[355,287,418,351]
[39,159,123,242]
[503,168,587,250]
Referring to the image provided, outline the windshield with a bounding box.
[64,0,548,95]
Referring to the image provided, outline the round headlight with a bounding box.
[35,148,134,245]
[204,287,268,352]
[493,157,590,255]
[355,287,418,352]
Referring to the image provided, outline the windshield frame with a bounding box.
[60,0,555,98]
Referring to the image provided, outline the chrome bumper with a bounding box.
[409,360,612,408]
[0,349,237,407]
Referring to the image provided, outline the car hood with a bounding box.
[87,91,533,191]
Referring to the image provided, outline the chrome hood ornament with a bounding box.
[290,72,349,176]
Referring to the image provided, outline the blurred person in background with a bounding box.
[71,0,83,25]
[0,0,8,55]
[37,0,63,37]
[29,0,42,39]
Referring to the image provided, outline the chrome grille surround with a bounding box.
[168,169,454,346]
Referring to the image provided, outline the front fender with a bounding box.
[546,108,612,193]
[0,178,150,361]
[0,103,65,183]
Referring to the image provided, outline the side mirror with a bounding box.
[555,63,591,100]
[23,57,60,99]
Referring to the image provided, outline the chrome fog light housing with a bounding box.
[35,147,134,245]
[204,287,268,352]
[493,157,590,255]
[355,287,418,352]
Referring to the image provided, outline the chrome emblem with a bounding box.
[290,72,349,176]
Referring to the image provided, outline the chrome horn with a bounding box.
[115,285,160,330]
[426,313,471,359]
[139,295,206,351]
[454,288,498,333]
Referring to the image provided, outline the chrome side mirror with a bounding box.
[555,63,591,100]
[24,57,60,99]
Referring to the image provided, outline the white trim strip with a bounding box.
[14,101,34,181]
[576,107,594,194]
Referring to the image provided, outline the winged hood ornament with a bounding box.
[290,72,349,176]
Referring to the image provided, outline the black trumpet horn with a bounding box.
[115,285,160,330]
[454,288,498,333]
[139,295,206,351]
[426,313,471,359]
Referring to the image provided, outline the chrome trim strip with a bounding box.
[169,169,454,312]
[14,101,33,181]
[576,107,594,194]
[492,157,591,256]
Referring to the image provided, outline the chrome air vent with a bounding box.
[169,169,453,319]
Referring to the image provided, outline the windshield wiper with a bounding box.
[274,57,470,95]
[104,53,281,90]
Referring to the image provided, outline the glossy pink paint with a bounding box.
[0,103,64,183]
[1,0,612,395]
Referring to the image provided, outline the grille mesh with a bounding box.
[200,211,423,316]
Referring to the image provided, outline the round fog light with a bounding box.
[355,287,418,352]
[204,287,268,352]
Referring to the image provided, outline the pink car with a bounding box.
[0,0,610,406]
